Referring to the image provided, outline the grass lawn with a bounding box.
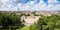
[20,26,30,30]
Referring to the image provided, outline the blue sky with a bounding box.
[11,0,48,7]
[0,0,60,11]
[11,0,60,6]
[17,0,60,3]
[29,0,60,3]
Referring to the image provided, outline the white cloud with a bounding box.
[48,0,57,3]
[0,0,18,11]
[29,1,35,5]
[0,0,60,11]
[17,0,60,11]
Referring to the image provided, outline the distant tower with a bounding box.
[18,3,22,12]
[18,6,19,13]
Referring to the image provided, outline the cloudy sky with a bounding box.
[0,0,60,11]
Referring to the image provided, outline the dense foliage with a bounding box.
[30,14,60,30]
[0,12,24,30]
[0,12,60,30]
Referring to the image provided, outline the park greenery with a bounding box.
[30,14,60,30]
[0,12,60,30]
[0,12,24,30]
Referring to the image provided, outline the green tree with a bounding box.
[30,14,60,30]
[0,12,24,30]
